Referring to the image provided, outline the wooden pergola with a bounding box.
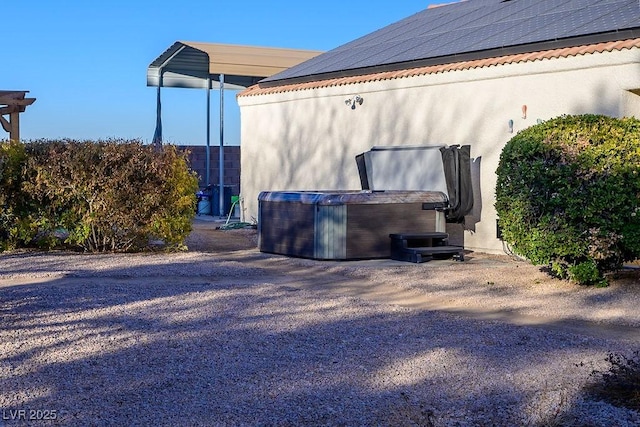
[0,91,36,141]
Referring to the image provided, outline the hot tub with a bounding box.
[258,190,452,260]
[258,144,473,260]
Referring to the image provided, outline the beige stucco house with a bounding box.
[238,0,640,254]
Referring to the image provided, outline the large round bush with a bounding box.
[0,139,199,252]
[495,115,640,285]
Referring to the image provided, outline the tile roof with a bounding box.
[261,0,640,86]
[239,38,640,97]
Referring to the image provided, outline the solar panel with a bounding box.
[262,0,640,84]
[559,2,640,38]
[463,20,528,52]
[326,42,401,71]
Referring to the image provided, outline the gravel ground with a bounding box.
[1,223,640,426]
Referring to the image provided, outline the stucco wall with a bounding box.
[238,48,640,254]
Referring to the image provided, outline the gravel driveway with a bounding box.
[1,221,639,426]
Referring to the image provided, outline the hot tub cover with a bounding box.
[355,145,473,222]
[258,190,449,207]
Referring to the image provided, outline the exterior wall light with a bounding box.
[345,95,364,109]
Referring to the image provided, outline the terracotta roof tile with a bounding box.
[239,38,640,98]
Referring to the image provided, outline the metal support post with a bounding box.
[205,77,211,189]
[218,74,225,217]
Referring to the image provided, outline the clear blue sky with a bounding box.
[4,1,436,146]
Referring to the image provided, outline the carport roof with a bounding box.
[147,41,323,90]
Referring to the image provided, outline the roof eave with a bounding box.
[239,37,640,98]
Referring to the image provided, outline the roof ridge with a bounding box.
[239,38,640,98]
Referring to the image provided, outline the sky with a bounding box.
[3,1,438,146]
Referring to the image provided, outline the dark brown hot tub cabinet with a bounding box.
[258,190,451,260]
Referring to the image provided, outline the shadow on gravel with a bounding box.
[0,255,638,426]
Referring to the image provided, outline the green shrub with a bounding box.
[1,139,198,252]
[495,114,640,285]
[0,140,28,250]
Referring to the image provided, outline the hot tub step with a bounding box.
[390,233,464,263]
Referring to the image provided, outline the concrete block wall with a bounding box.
[179,145,240,196]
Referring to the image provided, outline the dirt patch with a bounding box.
[184,221,258,252]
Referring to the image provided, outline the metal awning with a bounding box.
[148,41,322,90]
[146,41,322,216]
